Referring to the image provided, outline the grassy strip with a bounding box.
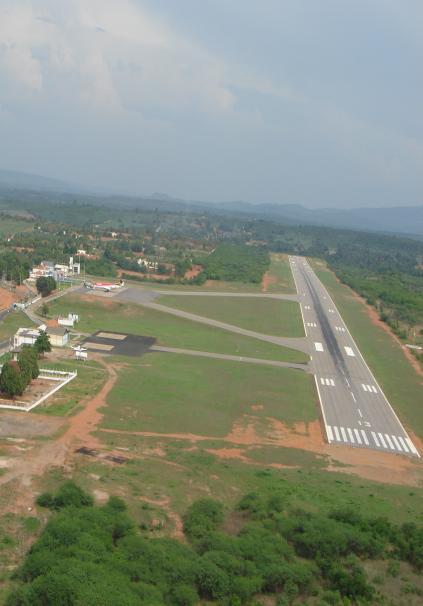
[102,352,317,435]
[158,296,304,338]
[48,295,309,363]
[266,253,296,293]
[313,261,423,440]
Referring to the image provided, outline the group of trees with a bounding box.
[200,244,270,284]
[7,483,422,605]
[0,345,39,398]
[35,276,56,298]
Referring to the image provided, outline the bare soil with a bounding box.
[261,272,277,293]
[184,265,203,280]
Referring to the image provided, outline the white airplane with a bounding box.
[85,280,124,292]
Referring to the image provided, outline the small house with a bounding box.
[47,326,70,347]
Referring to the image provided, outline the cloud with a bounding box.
[0,0,235,114]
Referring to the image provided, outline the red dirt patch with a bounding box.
[100,415,422,487]
[261,272,278,293]
[184,264,203,279]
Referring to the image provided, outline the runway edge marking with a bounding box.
[304,257,420,459]
[314,374,332,444]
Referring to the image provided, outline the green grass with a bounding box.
[35,359,107,416]
[313,261,423,440]
[48,295,309,364]
[0,311,34,342]
[157,296,305,337]
[0,217,33,235]
[265,253,296,293]
[102,352,317,435]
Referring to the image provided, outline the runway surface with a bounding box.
[289,256,419,458]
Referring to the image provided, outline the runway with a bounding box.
[289,256,420,458]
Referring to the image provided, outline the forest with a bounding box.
[7,483,422,606]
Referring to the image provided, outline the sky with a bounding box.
[0,0,422,208]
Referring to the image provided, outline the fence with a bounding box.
[0,368,77,412]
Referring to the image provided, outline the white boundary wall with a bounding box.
[0,367,77,412]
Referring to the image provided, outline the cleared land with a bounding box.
[157,295,305,338]
[48,295,308,363]
[101,352,317,435]
[313,261,423,441]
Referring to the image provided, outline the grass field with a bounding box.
[48,295,309,364]
[157,296,305,338]
[35,359,107,417]
[313,261,423,440]
[0,217,33,235]
[102,352,317,435]
[0,311,34,342]
[265,253,296,293]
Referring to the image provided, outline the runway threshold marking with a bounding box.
[354,429,362,444]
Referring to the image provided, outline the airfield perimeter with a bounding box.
[76,255,419,459]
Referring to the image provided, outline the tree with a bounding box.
[17,345,39,382]
[0,361,26,398]
[34,331,51,356]
[41,303,49,317]
[36,276,56,297]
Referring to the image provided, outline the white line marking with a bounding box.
[371,385,377,393]
[398,437,409,452]
[354,429,362,444]
[330,379,335,386]
[347,428,355,443]
[314,342,324,352]
[325,378,330,386]
[320,377,325,385]
[378,433,387,448]
[340,427,347,442]
[344,346,355,357]
[326,426,334,441]
[334,426,340,441]
[371,432,380,447]
[346,378,350,387]
[405,438,418,455]
[357,409,363,418]
[362,384,368,392]
[391,436,402,451]
[350,392,356,402]
[361,430,369,445]
[385,434,394,450]
[313,375,332,445]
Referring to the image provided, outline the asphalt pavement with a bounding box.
[289,256,419,458]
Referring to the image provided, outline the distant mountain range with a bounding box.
[0,168,422,237]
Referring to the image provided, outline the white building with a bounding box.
[58,313,79,328]
[13,324,69,348]
[137,259,159,271]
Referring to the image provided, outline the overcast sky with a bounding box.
[0,0,422,207]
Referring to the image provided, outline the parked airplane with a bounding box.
[84,280,124,292]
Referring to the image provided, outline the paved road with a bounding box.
[151,345,309,370]
[289,256,419,458]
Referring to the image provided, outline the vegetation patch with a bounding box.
[7,481,423,605]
